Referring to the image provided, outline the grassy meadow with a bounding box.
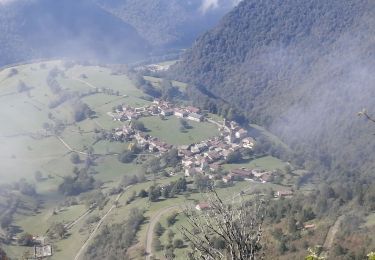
[0,60,298,260]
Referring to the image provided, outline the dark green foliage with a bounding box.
[172,0,375,215]
[0,247,8,259]
[85,215,100,225]
[138,189,148,198]
[173,238,184,248]
[118,150,135,163]
[92,0,233,48]
[73,101,94,122]
[225,150,242,164]
[194,174,213,192]
[148,186,161,202]
[161,148,180,168]
[212,236,226,250]
[153,237,163,252]
[166,212,178,227]
[18,233,34,246]
[154,222,164,237]
[47,223,67,239]
[0,214,12,230]
[131,120,146,131]
[58,168,97,196]
[70,153,81,164]
[13,179,36,196]
[85,208,145,260]
[121,173,144,187]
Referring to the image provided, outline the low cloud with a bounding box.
[199,0,242,14]
[0,0,19,5]
[199,0,219,14]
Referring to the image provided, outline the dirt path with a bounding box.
[55,136,88,155]
[144,184,255,259]
[73,78,97,89]
[321,215,345,257]
[65,209,93,230]
[73,187,130,260]
[145,206,180,260]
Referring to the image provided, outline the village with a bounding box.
[108,98,291,195]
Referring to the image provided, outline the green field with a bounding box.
[0,60,297,260]
[140,116,219,145]
[144,75,188,91]
[223,155,287,172]
[0,60,149,184]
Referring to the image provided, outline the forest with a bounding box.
[170,0,375,189]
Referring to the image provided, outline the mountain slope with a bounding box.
[92,0,237,48]
[171,0,375,175]
[0,0,149,66]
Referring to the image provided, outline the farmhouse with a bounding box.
[204,151,222,163]
[276,190,293,198]
[185,167,198,177]
[222,175,232,183]
[188,113,203,122]
[304,224,316,230]
[182,158,195,167]
[186,106,201,114]
[195,202,210,211]
[209,163,221,172]
[230,168,253,178]
[160,109,174,116]
[235,128,248,139]
[242,137,255,149]
[174,109,188,118]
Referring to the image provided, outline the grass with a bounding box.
[363,213,375,228]
[144,75,188,91]
[0,60,301,260]
[223,155,287,171]
[250,124,292,153]
[0,60,147,184]
[140,116,219,145]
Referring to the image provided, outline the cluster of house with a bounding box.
[109,99,289,189]
[180,119,260,181]
[110,99,204,123]
[112,125,173,153]
[135,63,171,73]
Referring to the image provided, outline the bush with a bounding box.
[70,153,81,164]
[118,150,135,163]
[173,239,184,248]
[154,222,164,237]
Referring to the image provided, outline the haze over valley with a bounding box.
[0,1,374,260]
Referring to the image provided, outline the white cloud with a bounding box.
[199,0,219,14]
[0,0,21,5]
[199,0,242,14]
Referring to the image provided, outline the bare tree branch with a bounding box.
[179,191,266,260]
[358,109,375,123]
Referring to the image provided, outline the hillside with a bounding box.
[0,0,149,66]
[0,0,238,67]
[0,60,296,259]
[92,0,237,48]
[171,0,375,177]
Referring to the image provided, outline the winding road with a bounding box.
[73,187,131,260]
[144,184,258,259]
[145,206,180,260]
[55,136,88,155]
[321,215,345,258]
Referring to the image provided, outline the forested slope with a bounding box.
[92,0,237,48]
[171,0,375,177]
[0,0,149,66]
